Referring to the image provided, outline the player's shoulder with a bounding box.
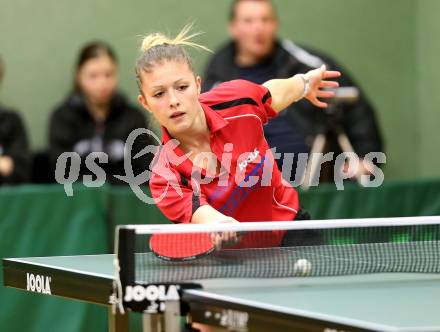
[200,79,267,106]
[203,79,260,93]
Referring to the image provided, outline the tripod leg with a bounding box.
[337,132,355,154]
[301,133,326,190]
[336,132,365,185]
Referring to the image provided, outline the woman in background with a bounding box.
[49,42,154,184]
[0,55,31,185]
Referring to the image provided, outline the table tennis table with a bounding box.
[3,254,440,332]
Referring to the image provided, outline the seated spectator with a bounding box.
[203,0,383,185]
[49,42,155,185]
[0,55,31,185]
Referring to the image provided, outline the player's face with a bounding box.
[229,1,278,59]
[76,55,117,106]
[137,60,202,135]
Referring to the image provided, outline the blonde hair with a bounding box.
[135,25,210,91]
[140,25,210,53]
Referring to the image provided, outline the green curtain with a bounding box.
[0,185,108,332]
[1,179,440,331]
[300,179,440,219]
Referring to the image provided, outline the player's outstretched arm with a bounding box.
[191,204,237,224]
[263,65,341,112]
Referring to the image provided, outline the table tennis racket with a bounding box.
[149,232,215,262]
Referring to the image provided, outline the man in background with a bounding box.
[203,0,383,186]
[0,55,31,185]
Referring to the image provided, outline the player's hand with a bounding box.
[340,158,376,183]
[0,156,14,177]
[210,217,242,249]
[304,65,341,108]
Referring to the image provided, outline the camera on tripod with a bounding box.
[301,86,368,189]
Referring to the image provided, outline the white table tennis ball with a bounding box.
[293,259,312,276]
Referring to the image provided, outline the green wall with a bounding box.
[0,0,438,180]
[417,0,440,178]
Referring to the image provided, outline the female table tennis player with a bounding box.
[136,26,340,247]
[135,26,339,332]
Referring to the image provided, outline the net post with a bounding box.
[118,227,135,288]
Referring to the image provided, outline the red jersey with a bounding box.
[149,80,300,226]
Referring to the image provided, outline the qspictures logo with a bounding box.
[26,273,51,295]
[54,128,386,203]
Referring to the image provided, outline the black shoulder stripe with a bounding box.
[180,175,188,186]
[262,91,271,104]
[210,97,258,110]
[180,173,201,217]
[192,193,201,215]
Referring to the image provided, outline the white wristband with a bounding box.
[297,74,310,98]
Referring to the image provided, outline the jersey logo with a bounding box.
[238,148,259,171]
[219,155,266,215]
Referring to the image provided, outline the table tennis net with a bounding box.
[116,217,440,284]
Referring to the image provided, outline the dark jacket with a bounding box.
[0,106,31,185]
[203,40,383,176]
[49,92,155,185]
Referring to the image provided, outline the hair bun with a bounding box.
[139,24,211,53]
[141,33,172,52]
